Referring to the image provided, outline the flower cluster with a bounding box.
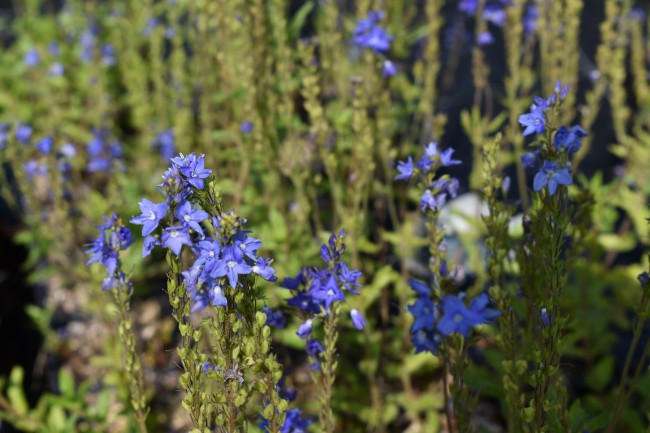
[24,43,65,77]
[408,279,499,354]
[352,10,397,78]
[130,152,277,314]
[458,0,538,45]
[395,142,462,213]
[85,213,134,291]
[281,230,365,342]
[518,82,583,196]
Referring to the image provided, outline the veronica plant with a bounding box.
[85,213,149,432]
[396,142,500,432]
[130,152,288,432]
[517,82,582,432]
[281,230,365,433]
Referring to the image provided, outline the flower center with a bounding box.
[183,214,190,222]
[227,260,235,268]
[209,251,214,257]
[148,210,156,220]
[453,313,463,323]
[327,289,334,297]
[170,230,179,238]
[252,266,260,273]
[191,171,197,178]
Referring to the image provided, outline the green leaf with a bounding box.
[58,370,75,398]
[7,366,29,415]
[289,1,314,40]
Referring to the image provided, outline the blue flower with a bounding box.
[382,59,397,78]
[520,151,538,170]
[210,284,228,307]
[638,272,650,286]
[408,278,430,297]
[408,296,437,333]
[142,235,160,257]
[352,11,394,53]
[24,160,47,180]
[306,339,324,370]
[554,125,586,155]
[152,129,176,159]
[176,201,209,235]
[437,293,499,337]
[24,48,40,67]
[101,44,117,66]
[440,147,462,166]
[48,42,60,56]
[240,121,253,134]
[233,232,262,260]
[395,156,414,180]
[483,5,506,26]
[420,190,446,213]
[518,105,546,136]
[297,319,313,339]
[210,245,252,288]
[311,274,345,311]
[533,161,572,195]
[36,136,53,154]
[412,329,442,355]
[262,306,286,328]
[161,226,192,255]
[130,199,169,236]
[350,309,366,330]
[477,31,494,46]
[176,153,212,189]
[252,257,277,281]
[524,5,539,35]
[259,408,312,433]
[193,238,222,274]
[15,124,33,143]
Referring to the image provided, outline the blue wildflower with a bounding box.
[437,293,499,337]
[412,329,442,355]
[36,136,53,154]
[130,199,169,236]
[15,124,33,143]
[394,156,414,180]
[252,257,277,281]
[176,201,209,235]
[262,306,286,329]
[352,11,394,53]
[176,153,212,189]
[152,129,176,159]
[518,105,546,136]
[440,147,462,166]
[297,319,313,339]
[350,309,367,330]
[554,125,586,155]
[24,49,40,67]
[533,161,572,195]
[408,295,437,333]
[142,235,161,258]
[240,121,253,134]
[161,226,192,255]
[210,245,252,288]
[382,59,397,78]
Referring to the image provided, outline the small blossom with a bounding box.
[15,124,33,143]
[130,199,169,236]
[176,201,209,235]
[161,226,192,255]
[240,121,253,134]
[142,235,160,258]
[440,147,462,166]
[554,125,586,155]
[382,59,397,77]
[518,105,546,136]
[36,136,53,154]
[350,309,367,330]
[297,319,313,339]
[395,156,414,180]
[24,49,40,67]
[638,272,650,286]
[533,161,572,195]
[477,31,494,46]
[210,245,252,288]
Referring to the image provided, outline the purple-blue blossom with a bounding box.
[130,199,169,236]
[161,226,192,255]
[533,161,572,195]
